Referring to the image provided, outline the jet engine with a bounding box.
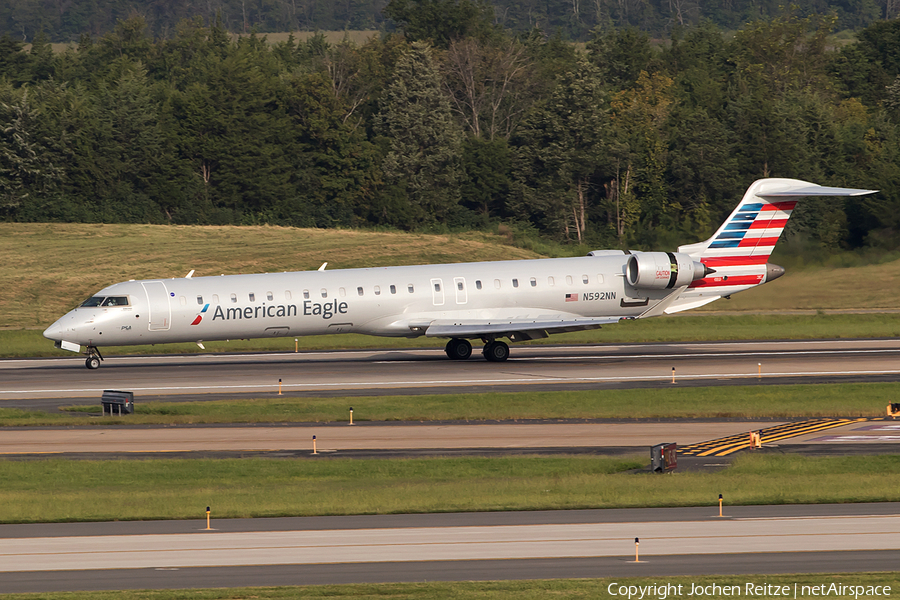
[626,252,713,290]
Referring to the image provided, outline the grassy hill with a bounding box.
[0,224,541,328]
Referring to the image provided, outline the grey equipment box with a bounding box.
[650,442,677,472]
[101,390,134,416]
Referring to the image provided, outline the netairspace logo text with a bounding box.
[606,582,892,600]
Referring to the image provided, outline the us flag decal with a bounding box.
[565,293,578,302]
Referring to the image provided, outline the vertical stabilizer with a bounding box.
[667,178,877,313]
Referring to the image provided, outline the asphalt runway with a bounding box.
[3,339,899,593]
[2,504,899,593]
[3,339,900,405]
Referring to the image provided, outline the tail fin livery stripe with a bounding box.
[760,201,797,211]
[701,256,769,267]
[749,218,788,229]
[739,236,780,248]
[725,222,752,230]
[689,274,764,288]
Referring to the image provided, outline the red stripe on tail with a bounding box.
[749,218,788,229]
[760,201,797,211]
[689,274,765,288]
[701,256,769,267]
[738,237,780,248]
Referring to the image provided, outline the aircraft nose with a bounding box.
[43,320,64,341]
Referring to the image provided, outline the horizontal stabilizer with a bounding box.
[759,185,877,197]
[423,316,624,338]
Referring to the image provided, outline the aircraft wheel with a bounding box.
[483,341,510,362]
[445,338,473,360]
[85,356,101,370]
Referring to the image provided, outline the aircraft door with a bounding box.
[142,281,171,331]
[431,278,444,306]
[454,277,467,304]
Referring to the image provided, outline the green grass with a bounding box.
[16,382,893,427]
[0,454,898,523]
[8,313,900,358]
[0,574,896,600]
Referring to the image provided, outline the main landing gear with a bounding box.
[444,338,510,362]
[85,346,103,370]
[445,338,473,360]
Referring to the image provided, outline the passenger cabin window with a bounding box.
[566,276,573,285]
[266,292,274,301]
[358,287,364,296]
[285,291,292,301]
[339,287,346,297]
[548,276,555,286]
[433,282,441,292]
[303,290,310,299]
[212,294,219,303]
[375,286,381,296]
[596,274,604,284]
[476,280,482,290]
[582,275,589,285]
[408,284,415,293]
[179,296,187,306]
[249,293,255,302]
[230,294,237,303]
[512,278,519,288]
[390,285,396,294]
[494,279,501,289]
[197,295,203,305]
[457,281,464,291]
[321,289,328,298]
[530,278,537,287]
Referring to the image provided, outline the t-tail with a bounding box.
[666,178,877,314]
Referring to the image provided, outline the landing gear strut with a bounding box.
[85,346,103,370]
[445,338,473,360]
[482,340,510,362]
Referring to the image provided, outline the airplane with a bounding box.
[43,178,877,369]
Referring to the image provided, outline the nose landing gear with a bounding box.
[85,346,103,370]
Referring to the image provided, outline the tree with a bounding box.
[442,36,533,140]
[587,27,654,89]
[512,55,609,242]
[0,85,63,219]
[383,0,496,48]
[375,41,465,226]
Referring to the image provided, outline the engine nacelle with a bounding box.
[626,252,711,290]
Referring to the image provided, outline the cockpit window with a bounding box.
[80,297,105,307]
[101,296,129,307]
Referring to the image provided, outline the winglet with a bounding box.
[318,263,327,271]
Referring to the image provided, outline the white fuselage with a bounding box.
[43,254,701,348]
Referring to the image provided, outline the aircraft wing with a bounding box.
[421,316,626,340]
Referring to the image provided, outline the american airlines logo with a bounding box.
[191,304,210,325]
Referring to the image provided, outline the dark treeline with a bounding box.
[2,0,898,42]
[1,8,900,252]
